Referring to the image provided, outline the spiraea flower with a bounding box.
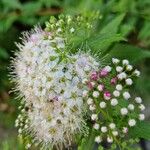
[10,13,147,150]
[82,58,145,148]
[11,16,99,149]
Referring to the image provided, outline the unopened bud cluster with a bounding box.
[82,58,145,146]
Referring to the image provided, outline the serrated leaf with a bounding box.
[87,33,125,55]
[129,121,150,140]
[86,14,125,57]
[100,13,125,34]
[108,43,150,63]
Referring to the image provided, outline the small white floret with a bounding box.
[24,124,28,129]
[18,128,22,134]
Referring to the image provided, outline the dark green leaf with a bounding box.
[0,15,18,32]
[2,0,22,9]
[100,13,125,34]
[129,121,150,140]
[109,43,150,63]
[0,47,9,59]
[87,33,125,55]
[139,21,150,40]
[21,2,42,15]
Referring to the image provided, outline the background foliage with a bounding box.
[0,0,150,149]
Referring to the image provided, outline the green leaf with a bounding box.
[109,43,150,63]
[86,14,125,57]
[0,47,9,59]
[100,13,125,34]
[139,21,150,39]
[87,33,125,56]
[79,14,126,56]
[0,15,18,32]
[2,0,22,9]
[21,1,42,15]
[129,121,150,140]
[78,129,95,150]
[98,145,104,150]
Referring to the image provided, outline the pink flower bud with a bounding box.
[111,77,117,85]
[99,68,108,77]
[90,71,98,80]
[87,82,95,89]
[104,91,111,100]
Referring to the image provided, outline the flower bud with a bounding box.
[112,58,120,64]
[99,101,106,108]
[120,108,128,115]
[101,126,107,133]
[128,119,136,127]
[95,136,102,143]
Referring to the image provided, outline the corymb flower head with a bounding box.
[11,15,99,149]
[10,12,147,150]
[82,58,145,149]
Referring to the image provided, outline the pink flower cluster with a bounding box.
[85,66,117,100]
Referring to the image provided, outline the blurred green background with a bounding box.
[0,0,150,149]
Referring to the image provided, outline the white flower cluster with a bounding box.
[12,27,99,149]
[82,58,145,145]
